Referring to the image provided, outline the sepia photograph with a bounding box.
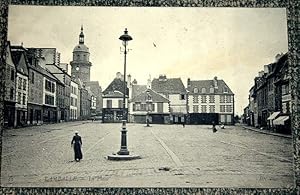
[1,5,293,188]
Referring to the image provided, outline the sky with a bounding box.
[7,6,288,115]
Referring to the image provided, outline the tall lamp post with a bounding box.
[117,28,132,155]
[146,89,152,127]
[108,28,140,160]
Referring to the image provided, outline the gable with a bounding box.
[6,44,15,68]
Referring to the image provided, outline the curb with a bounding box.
[242,126,292,139]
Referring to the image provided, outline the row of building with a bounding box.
[4,26,235,128]
[3,27,102,128]
[243,53,291,134]
[102,73,235,125]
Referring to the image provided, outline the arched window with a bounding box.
[193,88,198,93]
[210,87,214,93]
[201,87,206,93]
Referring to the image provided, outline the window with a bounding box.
[193,105,199,113]
[18,77,22,89]
[10,88,14,100]
[224,87,228,93]
[201,95,207,103]
[31,72,35,84]
[226,95,232,103]
[209,87,214,93]
[220,95,225,103]
[226,105,232,112]
[107,100,112,108]
[193,95,199,103]
[209,95,215,103]
[71,97,74,106]
[201,105,207,113]
[23,79,27,90]
[193,88,198,93]
[17,92,21,104]
[220,105,226,112]
[11,69,15,81]
[180,94,185,100]
[201,88,206,93]
[22,94,26,105]
[75,98,77,107]
[209,105,215,113]
[45,95,54,105]
[157,102,163,113]
[118,100,123,108]
[282,84,289,95]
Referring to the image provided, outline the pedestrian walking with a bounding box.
[212,121,217,133]
[71,131,83,162]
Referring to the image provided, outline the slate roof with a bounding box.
[187,79,234,95]
[131,85,147,99]
[84,81,102,96]
[131,88,169,103]
[151,77,186,94]
[103,78,128,96]
[11,50,29,76]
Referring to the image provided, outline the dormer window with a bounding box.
[210,87,214,93]
[224,87,228,93]
[201,87,206,93]
[193,88,198,93]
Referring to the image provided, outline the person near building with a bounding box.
[71,131,83,162]
[212,121,217,133]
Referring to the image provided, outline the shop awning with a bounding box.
[267,111,280,120]
[273,116,290,125]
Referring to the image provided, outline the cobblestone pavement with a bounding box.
[1,121,293,188]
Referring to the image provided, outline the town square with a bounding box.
[1,6,293,189]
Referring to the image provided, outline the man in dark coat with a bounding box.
[212,121,217,133]
[71,131,83,162]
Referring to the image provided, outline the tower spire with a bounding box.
[79,25,84,44]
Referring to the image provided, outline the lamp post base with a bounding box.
[107,153,141,161]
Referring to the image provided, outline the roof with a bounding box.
[131,88,169,103]
[103,90,126,98]
[11,49,29,76]
[73,44,89,53]
[103,78,128,96]
[84,81,102,96]
[187,79,234,95]
[131,85,147,99]
[151,77,186,94]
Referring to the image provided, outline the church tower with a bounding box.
[70,26,92,82]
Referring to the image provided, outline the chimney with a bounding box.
[258,71,264,77]
[132,79,137,85]
[264,65,269,74]
[158,74,167,81]
[127,74,132,88]
[60,63,68,73]
[187,78,191,87]
[116,72,122,79]
[147,75,151,89]
[213,76,218,89]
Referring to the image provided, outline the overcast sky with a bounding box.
[8,6,288,115]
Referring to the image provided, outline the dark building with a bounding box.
[11,45,29,127]
[151,75,187,124]
[102,72,129,123]
[3,42,17,128]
